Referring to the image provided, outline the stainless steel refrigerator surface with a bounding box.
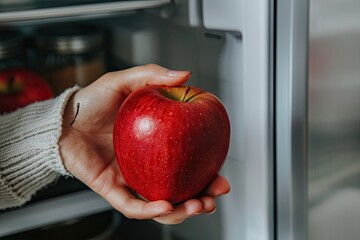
[277,0,360,239]
[308,0,360,239]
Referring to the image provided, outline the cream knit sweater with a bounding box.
[0,87,79,209]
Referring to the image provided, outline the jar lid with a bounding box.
[0,30,23,59]
[35,25,103,54]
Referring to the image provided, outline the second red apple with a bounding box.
[0,68,52,114]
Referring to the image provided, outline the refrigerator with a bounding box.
[0,0,359,239]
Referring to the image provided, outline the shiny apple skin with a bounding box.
[113,85,230,203]
[0,68,53,114]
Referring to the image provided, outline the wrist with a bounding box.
[59,93,79,171]
[58,87,82,175]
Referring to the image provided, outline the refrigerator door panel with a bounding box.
[308,0,360,240]
[277,0,360,239]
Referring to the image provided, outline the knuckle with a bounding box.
[97,71,113,83]
[102,71,115,80]
[143,63,159,70]
[123,213,134,220]
[139,63,163,74]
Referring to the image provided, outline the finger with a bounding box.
[99,64,191,93]
[198,196,216,214]
[203,175,231,197]
[105,186,173,219]
[154,199,203,225]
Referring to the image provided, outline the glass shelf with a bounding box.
[0,0,170,23]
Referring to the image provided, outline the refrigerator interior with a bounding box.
[0,1,273,240]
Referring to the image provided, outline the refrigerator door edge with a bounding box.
[276,0,309,239]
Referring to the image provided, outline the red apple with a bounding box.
[0,68,53,114]
[113,85,230,203]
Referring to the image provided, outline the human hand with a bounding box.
[59,64,230,224]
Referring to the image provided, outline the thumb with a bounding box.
[97,64,191,93]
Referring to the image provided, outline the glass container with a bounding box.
[35,25,105,95]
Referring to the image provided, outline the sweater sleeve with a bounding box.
[0,86,80,209]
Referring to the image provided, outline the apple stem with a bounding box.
[7,75,15,92]
[180,86,191,102]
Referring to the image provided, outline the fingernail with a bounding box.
[188,210,203,218]
[166,70,191,78]
[208,209,216,214]
[195,210,204,215]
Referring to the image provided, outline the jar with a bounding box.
[35,25,105,96]
[0,29,25,70]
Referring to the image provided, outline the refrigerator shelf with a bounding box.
[0,190,112,237]
[0,0,170,23]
